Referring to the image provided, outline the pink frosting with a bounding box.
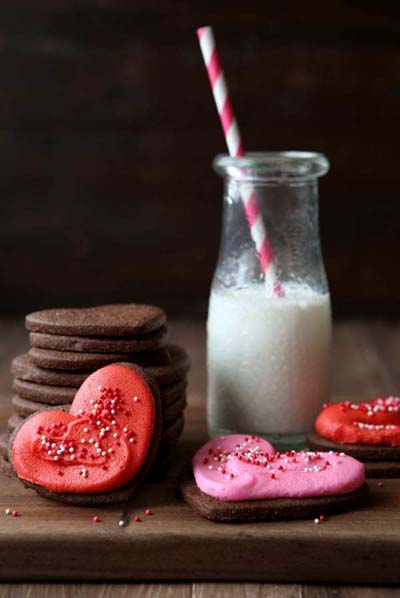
[193,434,365,502]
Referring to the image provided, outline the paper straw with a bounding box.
[197,26,281,294]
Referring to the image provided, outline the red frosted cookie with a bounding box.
[315,397,400,447]
[11,363,162,504]
[307,397,400,478]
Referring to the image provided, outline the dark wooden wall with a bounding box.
[0,2,399,316]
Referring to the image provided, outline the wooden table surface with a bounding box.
[0,316,399,596]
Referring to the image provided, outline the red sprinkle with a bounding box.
[377,481,384,488]
[145,508,153,516]
[12,510,19,517]
[92,515,100,523]
[134,516,141,522]
[319,514,326,522]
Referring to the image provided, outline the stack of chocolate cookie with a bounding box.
[1,304,190,474]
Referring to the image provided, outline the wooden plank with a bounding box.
[0,427,398,583]
[0,319,398,586]
[0,583,397,597]
[0,583,192,598]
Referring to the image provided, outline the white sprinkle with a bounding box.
[129,438,134,443]
[5,508,11,515]
[111,420,116,425]
[118,520,126,528]
[70,455,75,461]
[98,385,103,391]
[53,456,59,461]
[96,421,101,426]
[113,433,118,439]
[123,427,128,433]
[133,396,139,402]
[314,518,320,524]
[81,439,86,443]
[83,427,88,433]
[94,442,99,448]
[78,409,83,415]
[108,448,113,454]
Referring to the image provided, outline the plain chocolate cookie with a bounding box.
[12,378,77,404]
[26,304,166,337]
[180,474,370,522]
[12,395,69,417]
[28,346,170,371]
[12,354,89,388]
[29,326,167,353]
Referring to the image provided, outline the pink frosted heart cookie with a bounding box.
[181,434,369,522]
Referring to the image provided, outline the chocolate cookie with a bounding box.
[12,378,77,404]
[10,363,163,506]
[180,474,369,522]
[12,354,89,388]
[12,395,69,417]
[160,379,188,407]
[164,394,187,423]
[13,345,188,389]
[26,304,166,337]
[8,414,23,432]
[163,415,185,443]
[0,431,9,459]
[307,431,400,461]
[145,345,190,386]
[364,461,400,478]
[0,454,13,478]
[29,326,167,353]
[28,346,170,371]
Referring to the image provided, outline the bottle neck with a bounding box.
[215,175,329,294]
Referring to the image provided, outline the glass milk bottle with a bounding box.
[207,152,332,450]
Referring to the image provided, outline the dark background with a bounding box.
[0,1,399,317]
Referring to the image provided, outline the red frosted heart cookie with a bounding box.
[315,397,400,447]
[307,397,400,477]
[11,363,161,502]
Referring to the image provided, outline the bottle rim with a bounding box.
[213,151,330,182]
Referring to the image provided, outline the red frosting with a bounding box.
[12,364,156,494]
[315,397,400,446]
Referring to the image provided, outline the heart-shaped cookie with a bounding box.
[11,363,161,501]
[192,435,365,501]
[315,397,400,447]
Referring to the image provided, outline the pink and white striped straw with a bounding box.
[197,26,281,294]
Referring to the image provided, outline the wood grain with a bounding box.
[0,317,399,596]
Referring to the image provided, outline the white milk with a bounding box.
[207,284,331,436]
